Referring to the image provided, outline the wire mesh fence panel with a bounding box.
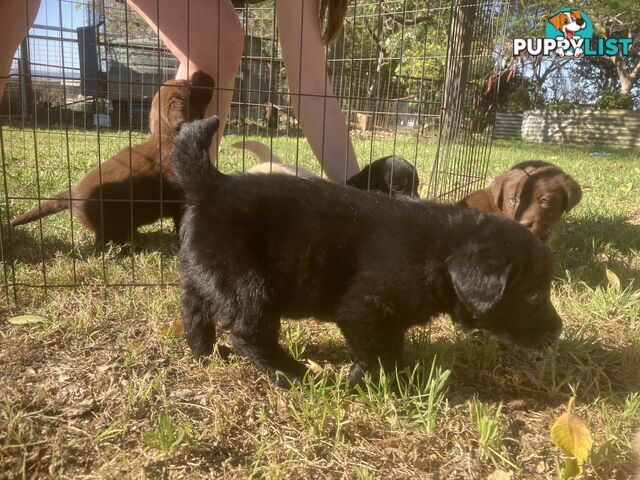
[1,0,509,303]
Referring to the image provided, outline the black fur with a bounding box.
[172,116,562,387]
[347,155,420,198]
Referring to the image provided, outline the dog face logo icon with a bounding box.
[545,8,593,57]
[548,10,586,40]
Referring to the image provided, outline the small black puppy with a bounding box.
[172,116,562,387]
[235,141,419,197]
[347,155,420,198]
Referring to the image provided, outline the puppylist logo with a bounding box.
[513,8,633,58]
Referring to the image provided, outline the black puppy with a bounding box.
[235,141,419,197]
[172,116,562,387]
[347,155,420,198]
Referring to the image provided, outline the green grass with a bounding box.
[0,127,639,478]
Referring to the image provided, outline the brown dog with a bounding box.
[11,71,214,246]
[460,161,582,242]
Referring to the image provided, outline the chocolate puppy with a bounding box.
[172,116,562,388]
[461,161,581,241]
[11,71,214,246]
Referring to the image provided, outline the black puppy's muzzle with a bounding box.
[512,304,563,349]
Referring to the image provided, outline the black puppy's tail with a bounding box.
[171,115,223,201]
[11,188,72,226]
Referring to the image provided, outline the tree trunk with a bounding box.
[440,0,477,143]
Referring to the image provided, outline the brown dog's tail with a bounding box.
[10,188,72,226]
[231,140,283,164]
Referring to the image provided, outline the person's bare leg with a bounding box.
[277,0,359,182]
[127,0,243,162]
[0,0,41,100]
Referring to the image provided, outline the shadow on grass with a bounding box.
[1,226,179,266]
[276,321,638,406]
[552,214,640,289]
[438,335,639,406]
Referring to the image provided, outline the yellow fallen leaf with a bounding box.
[551,397,593,479]
[487,470,512,480]
[563,458,581,479]
[306,359,324,374]
[7,315,47,326]
[605,268,621,292]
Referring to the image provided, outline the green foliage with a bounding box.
[356,357,450,433]
[284,324,308,361]
[469,398,514,468]
[285,370,348,446]
[143,410,193,454]
[595,91,634,110]
[546,100,579,113]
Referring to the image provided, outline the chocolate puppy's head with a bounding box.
[149,71,215,141]
[489,161,581,241]
[347,155,420,198]
[447,215,562,349]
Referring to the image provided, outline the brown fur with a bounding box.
[461,161,582,242]
[11,71,214,246]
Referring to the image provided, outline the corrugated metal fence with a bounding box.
[494,112,523,139]
[522,109,640,150]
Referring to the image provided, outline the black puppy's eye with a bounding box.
[539,197,550,205]
[509,195,518,205]
[526,291,543,303]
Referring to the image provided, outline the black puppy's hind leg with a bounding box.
[229,313,307,387]
[181,282,225,361]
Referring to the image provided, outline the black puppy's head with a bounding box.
[347,156,420,198]
[446,214,562,349]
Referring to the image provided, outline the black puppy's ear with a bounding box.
[447,245,511,317]
[562,174,582,212]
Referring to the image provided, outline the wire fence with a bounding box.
[0,0,511,303]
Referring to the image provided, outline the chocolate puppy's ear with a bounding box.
[489,172,508,211]
[562,175,582,212]
[447,245,511,317]
[460,189,492,211]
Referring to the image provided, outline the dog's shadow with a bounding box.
[284,323,638,407]
[1,225,179,266]
[552,214,640,290]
